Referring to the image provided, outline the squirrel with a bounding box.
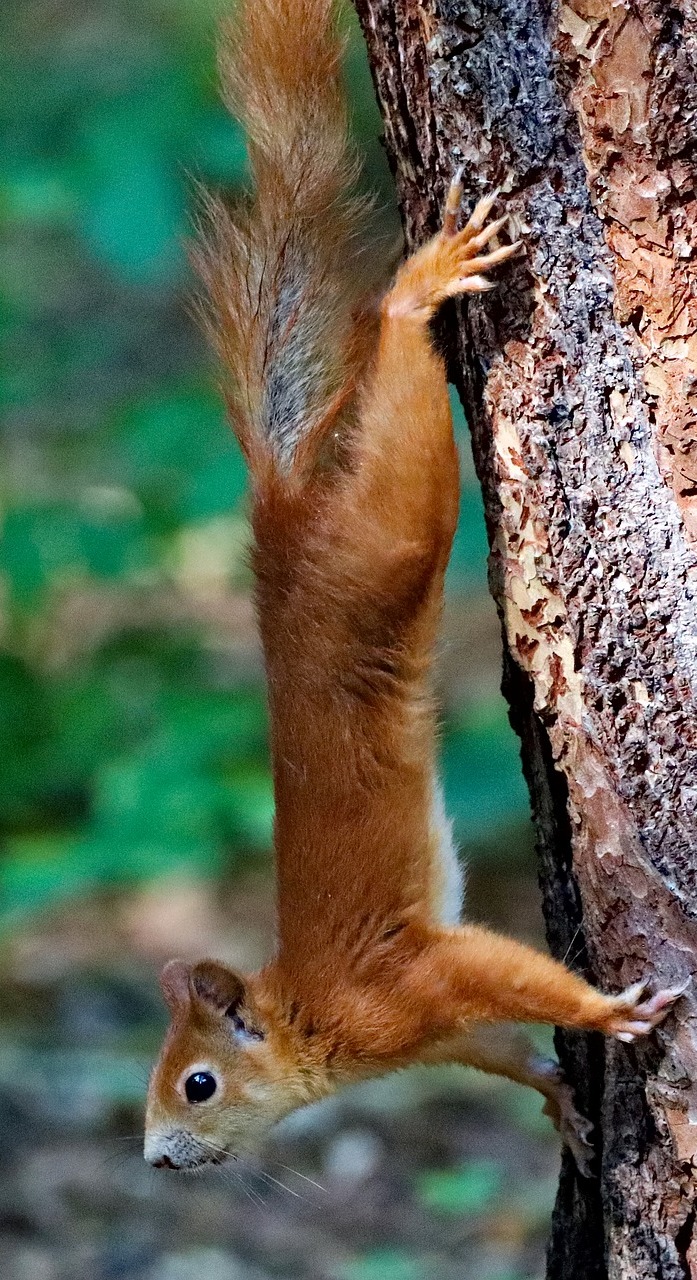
[144,0,686,1180]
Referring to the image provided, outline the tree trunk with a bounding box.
[353,0,697,1275]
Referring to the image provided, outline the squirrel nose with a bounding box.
[151,1154,179,1170]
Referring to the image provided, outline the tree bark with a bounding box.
[353,0,697,1275]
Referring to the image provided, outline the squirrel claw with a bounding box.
[457,275,496,294]
[464,214,511,253]
[443,169,466,237]
[466,189,501,234]
[442,180,514,250]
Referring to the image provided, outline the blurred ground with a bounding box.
[0,0,557,1276]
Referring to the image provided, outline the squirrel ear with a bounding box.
[189,959,246,1014]
[159,959,192,1014]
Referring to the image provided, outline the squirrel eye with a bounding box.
[185,1071,217,1104]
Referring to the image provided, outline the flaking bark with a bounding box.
[353,0,697,1274]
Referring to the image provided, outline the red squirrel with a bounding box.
[144,0,686,1179]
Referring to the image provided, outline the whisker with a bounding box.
[220,1165,267,1209]
[562,924,583,966]
[197,1135,234,1159]
[253,1168,303,1200]
[102,1152,136,1174]
[567,945,586,972]
[236,1146,323,1203]
[122,1063,152,1088]
[268,1159,326,1193]
[183,1135,313,1209]
[193,1138,269,1209]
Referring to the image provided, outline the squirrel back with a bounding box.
[194,0,375,479]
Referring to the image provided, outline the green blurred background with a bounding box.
[1,0,531,925]
[0,4,554,1279]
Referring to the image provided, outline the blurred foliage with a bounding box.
[338,1250,423,1280]
[0,0,530,922]
[416,1160,503,1216]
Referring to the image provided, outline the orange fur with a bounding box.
[145,1,686,1178]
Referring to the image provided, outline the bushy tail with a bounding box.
[194,0,375,479]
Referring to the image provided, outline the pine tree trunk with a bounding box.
[353,0,697,1274]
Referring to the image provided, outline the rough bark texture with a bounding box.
[353,0,697,1275]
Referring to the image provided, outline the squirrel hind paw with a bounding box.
[386,184,520,316]
[441,185,522,297]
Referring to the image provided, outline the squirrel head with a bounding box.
[144,958,317,1170]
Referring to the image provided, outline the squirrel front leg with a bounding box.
[405,924,688,1043]
[416,1023,596,1175]
[405,938,686,1175]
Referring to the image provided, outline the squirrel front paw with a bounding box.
[384,171,522,320]
[538,1063,595,1179]
[605,978,690,1043]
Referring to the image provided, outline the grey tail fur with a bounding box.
[192,0,376,480]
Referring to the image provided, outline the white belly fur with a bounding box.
[430,780,465,925]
